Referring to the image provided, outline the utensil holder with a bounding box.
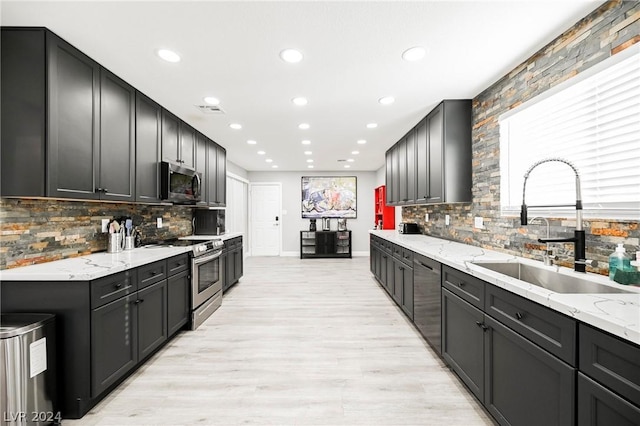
[124,236,135,251]
[107,233,124,253]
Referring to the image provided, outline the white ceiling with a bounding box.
[1,1,602,172]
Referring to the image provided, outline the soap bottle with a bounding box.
[608,243,631,280]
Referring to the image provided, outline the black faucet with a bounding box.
[520,158,590,273]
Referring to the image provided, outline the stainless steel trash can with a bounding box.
[1,314,59,426]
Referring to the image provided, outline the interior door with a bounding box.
[250,183,281,256]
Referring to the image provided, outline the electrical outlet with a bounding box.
[445,215,450,226]
[156,217,163,228]
[425,213,429,222]
[101,219,110,233]
[474,216,484,229]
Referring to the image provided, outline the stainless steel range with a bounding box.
[169,236,224,329]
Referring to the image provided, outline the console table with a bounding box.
[300,231,352,259]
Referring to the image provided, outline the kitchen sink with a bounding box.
[471,261,634,294]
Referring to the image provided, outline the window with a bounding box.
[499,44,640,220]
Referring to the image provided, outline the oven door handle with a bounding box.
[193,250,222,265]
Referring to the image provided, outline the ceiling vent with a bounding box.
[195,104,225,114]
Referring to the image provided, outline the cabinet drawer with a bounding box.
[579,323,640,406]
[91,270,137,309]
[485,284,576,365]
[442,265,485,309]
[401,247,414,265]
[137,260,167,289]
[167,253,189,276]
[383,240,393,253]
[392,244,402,260]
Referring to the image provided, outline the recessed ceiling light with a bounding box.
[308,165,314,169]
[247,140,257,145]
[204,96,220,106]
[157,49,180,63]
[357,139,367,145]
[344,165,351,168]
[402,46,427,61]
[280,48,303,63]
[347,158,355,162]
[229,123,242,130]
[298,123,310,130]
[257,150,266,155]
[352,151,360,155]
[292,97,308,106]
[366,123,378,129]
[266,158,273,163]
[304,151,312,155]
[272,165,278,169]
[301,140,311,145]
[378,96,395,105]
[307,159,314,163]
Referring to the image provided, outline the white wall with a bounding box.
[247,170,377,255]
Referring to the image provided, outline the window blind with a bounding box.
[499,45,640,220]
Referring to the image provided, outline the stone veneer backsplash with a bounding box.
[403,0,640,275]
[0,198,194,269]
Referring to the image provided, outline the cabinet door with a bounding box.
[161,110,180,164]
[385,250,395,295]
[168,270,190,335]
[137,280,168,360]
[426,103,444,203]
[179,123,196,169]
[47,32,100,199]
[91,294,137,397]
[207,140,218,206]
[135,92,161,203]
[385,150,395,204]
[413,255,441,353]
[442,288,485,402]
[402,264,414,320]
[195,133,208,205]
[380,251,390,292]
[99,69,135,201]
[397,137,408,203]
[578,373,640,426]
[406,128,416,203]
[415,118,428,204]
[484,316,575,426]
[392,258,404,306]
[215,144,227,206]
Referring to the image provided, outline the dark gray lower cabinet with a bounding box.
[413,254,441,353]
[90,293,138,397]
[578,373,640,426]
[392,257,413,319]
[223,236,243,292]
[484,316,575,426]
[91,279,166,398]
[442,288,485,401]
[167,269,190,336]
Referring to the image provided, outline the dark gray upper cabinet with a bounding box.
[195,133,209,206]
[406,128,417,204]
[386,99,472,205]
[1,28,47,196]
[98,69,135,202]
[161,110,195,168]
[385,150,394,205]
[47,31,101,199]
[179,123,196,169]
[135,92,162,203]
[215,144,227,207]
[161,110,180,164]
[415,119,428,204]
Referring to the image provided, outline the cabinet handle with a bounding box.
[134,299,144,304]
[114,283,123,289]
[515,312,524,320]
[418,261,433,270]
[475,321,489,331]
[458,281,466,287]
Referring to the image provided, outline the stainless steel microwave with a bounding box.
[160,161,202,204]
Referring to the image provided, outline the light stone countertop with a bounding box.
[0,233,244,282]
[370,230,640,346]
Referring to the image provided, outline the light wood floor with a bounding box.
[66,257,494,426]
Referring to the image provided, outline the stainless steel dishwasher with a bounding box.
[413,254,442,354]
[1,313,59,426]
